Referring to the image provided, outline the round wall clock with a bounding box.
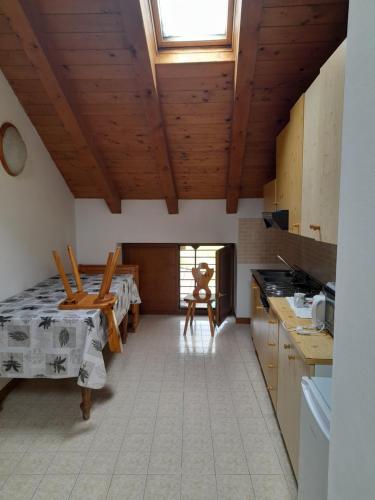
[0,122,27,177]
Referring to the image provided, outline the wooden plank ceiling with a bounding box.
[0,0,348,213]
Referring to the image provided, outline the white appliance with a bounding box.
[311,294,326,329]
[298,376,332,500]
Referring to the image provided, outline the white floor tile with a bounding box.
[0,316,296,499]
[144,474,181,500]
[107,475,146,500]
[216,474,255,500]
[32,474,77,500]
[70,473,111,500]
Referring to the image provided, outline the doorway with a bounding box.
[122,243,235,323]
[179,245,224,309]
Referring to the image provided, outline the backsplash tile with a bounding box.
[238,219,337,283]
[237,219,283,265]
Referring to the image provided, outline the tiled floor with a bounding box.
[0,315,297,500]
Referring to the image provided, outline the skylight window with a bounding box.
[151,0,234,48]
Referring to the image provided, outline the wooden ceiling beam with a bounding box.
[117,0,178,214]
[226,0,264,213]
[2,0,121,213]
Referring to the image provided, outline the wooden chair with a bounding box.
[52,246,123,354]
[78,264,140,333]
[183,263,216,337]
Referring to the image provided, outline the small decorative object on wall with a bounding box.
[0,122,27,177]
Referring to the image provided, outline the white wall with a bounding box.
[75,198,264,317]
[0,70,76,300]
[75,198,264,261]
[328,2,375,498]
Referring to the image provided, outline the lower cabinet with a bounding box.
[250,282,326,479]
[277,324,314,478]
[250,279,278,407]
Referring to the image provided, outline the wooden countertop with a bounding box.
[269,297,333,365]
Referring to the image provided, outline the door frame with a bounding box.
[178,243,235,315]
[122,243,236,316]
[216,244,236,325]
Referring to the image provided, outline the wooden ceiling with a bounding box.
[0,0,348,213]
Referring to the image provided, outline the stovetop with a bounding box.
[252,268,322,300]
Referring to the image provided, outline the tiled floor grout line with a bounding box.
[104,367,142,500]
[0,318,294,499]
[142,352,165,500]
[204,329,220,499]
[180,330,187,500]
[230,335,258,499]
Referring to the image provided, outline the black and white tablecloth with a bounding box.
[0,274,141,389]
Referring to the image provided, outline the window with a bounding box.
[179,245,224,309]
[151,0,234,49]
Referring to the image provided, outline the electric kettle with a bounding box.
[311,294,326,329]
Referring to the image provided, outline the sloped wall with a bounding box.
[0,71,75,301]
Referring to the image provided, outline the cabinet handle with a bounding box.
[309,224,321,231]
[284,344,291,349]
[256,306,264,310]
[266,385,274,391]
[267,342,276,347]
[268,320,278,324]
[288,355,296,360]
[267,363,275,368]
[292,223,300,234]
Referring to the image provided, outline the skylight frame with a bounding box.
[150,0,235,49]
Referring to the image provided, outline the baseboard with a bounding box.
[236,317,251,324]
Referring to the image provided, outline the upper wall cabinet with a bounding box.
[276,95,304,234]
[263,179,277,212]
[301,41,346,244]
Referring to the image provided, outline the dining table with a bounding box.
[0,273,141,419]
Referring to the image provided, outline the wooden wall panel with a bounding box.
[122,244,180,314]
[0,0,348,204]
[157,61,234,199]
[241,0,348,200]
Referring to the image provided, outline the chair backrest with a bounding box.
[192,263,214,300]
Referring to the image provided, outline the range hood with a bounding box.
[262,210,289,230]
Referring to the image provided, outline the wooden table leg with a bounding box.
[120,313,129,344]
[80,388,92,420]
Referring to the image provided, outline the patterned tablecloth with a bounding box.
[0,274,141,389]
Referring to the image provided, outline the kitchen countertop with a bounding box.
[269,297,333,365]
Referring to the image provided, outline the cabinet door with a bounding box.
[276,95,304,234]
[263,179,277,212]
[277,327,293,451]
[317,41,346,244]
[277,325,313,478]
[250,280,262,352]
[263,309,279,407]
[301,41,346,244]
[301,75,320,240]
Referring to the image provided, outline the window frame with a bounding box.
[150,0,235,50]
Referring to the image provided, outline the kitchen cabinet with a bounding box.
[276,95,304,235]
[250,288,333,480]
[250,279,278,407]
[301,41,346,244]
[277,324,314,478]
[263,179,277,212]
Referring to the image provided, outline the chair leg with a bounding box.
[183,303,192,336]
[190,302,196,325]
[207,303,215,337]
